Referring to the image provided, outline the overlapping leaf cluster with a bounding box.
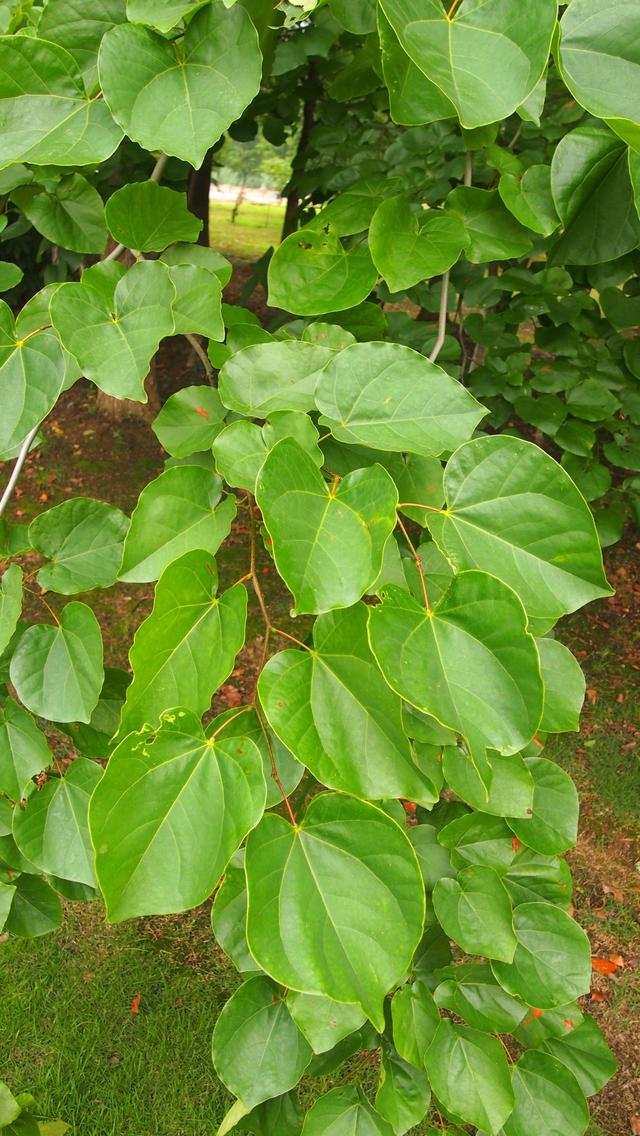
[0,0,632,1133]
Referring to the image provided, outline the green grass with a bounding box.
[210,200,284,259]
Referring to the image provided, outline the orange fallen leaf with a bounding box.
[630,1115,640,1136]
[592,957,621,975]
[586,688,597,705]
[590,991,608,1003]
[131,993,142,1014]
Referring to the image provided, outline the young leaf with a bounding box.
[29,498,129,594]
[245,793,425,1031]
[256,438,397,614]
[105,181,201,251]
[12,758,102,886]
[90,708,266,920]
[491,901,591,1009]
[10,602,104,724]
[286,992,366,1055]
[315,341,485,456]
[268,230,378,316]
[425,1019,514,1135]
[212,976,312,1110]
[369,198,469,292]
[152,386,226,458]
[432,865,517,963]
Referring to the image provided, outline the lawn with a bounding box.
[209,199,285,259]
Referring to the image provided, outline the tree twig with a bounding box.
[396,514,429,610]
[185,333,213,380]
[428,270,450,363]
[0,425,39,520]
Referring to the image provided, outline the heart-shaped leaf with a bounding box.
[507,757,579,855]
[0,699,51,801]
[12,758,102,886]
[306,177,395,237]
[434,962,526,1033]
[433,865,516,962]
[390,978,440,1068]
[117,549,247,738]
[444,188,532,262]
[503,1050,589,1136]
[219,341,333,417]
[378,7,455,126]
[29,498,129,594]
[369,198,469,291]
[268,229,378,316]
[0,301,66,460]
[425,1019,514,1135]
[0,565,21,655]
[499,165,559,236]
[491,901,591,1009]
[90,707,266,920]
[245,793,425,1030]
[301,1087,395,1135]
[375,1038,431,1134]
[105,181,201,251]
[315,341,485,456]
[166,264,224,340]
[99,3,262,167]
[428,435,612,633]
[286,991,366,1055]
[12,174,107,254]
[258,603,442,805]
[152,386,226,458]
[10,602,104,724]
[213,412,322,492]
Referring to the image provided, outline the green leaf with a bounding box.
[29,498,129,594]
[55,667,130,760]
[369,198,468,292]
[434,962,526,1033]
[90,708,266,920]
[212,975,312,1110]
[152,386,225,458]
[409,824,455,891]
[213,413,322,493]
[542,1015,617,1097]
[550,126,640,265]
[0,882,15,933]
[380,0,557,128]
[219,341,333,417]
[258,603,441,805]
[119,465,235,583]
[126,0,209,34]
[504,846,573,910]
[306,178,394,238]
[378,7,455,126]
[245,793,425,1030]
[211,854,256,973]
[444,188,532,263]
[0,1082,21,1127]
[0,262,22,292]
[492,901,591,1009]
[241,1091,304,1136]
[99,4,262,167]
[268,230,378,317]
[438,813,516,874]
[390,978,440,1068]
[0,700,51,801]
[105,182,201,251]
[499,166,559,236]
[287,991,366,1054]
[558,0,640,133]
[161,242,232,287]
[368,574,543,783]
[256,438,397,615]
[433,865,516,962]
[375,1039,431,1135]
[507,757,579,856]
[117,550,246,738]
[428,435,612,633]
[0,37,122,165]
[0,302,65,461]
[425,1019,514,1135]
[442,749,534,819]
[12,758,102,886]
[503,1050,588,1136]
[51,260,175,402]
[5,873,62,938]
[0,565,21,656]
[166,264,224,340]
[300,1087,395,1135]
[38,0,127,87]
[10,603,103,724]
[537,639,585,733]
[330,0,376,34]
[315,342,485,457]
[12,175,107,254]
[208,706,303,811]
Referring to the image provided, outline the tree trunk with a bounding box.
[187,149,213,247]
[95,361,161,422]
[281,66,317,241]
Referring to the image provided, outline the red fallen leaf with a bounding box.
[195,406,209,419]
[511,836,520,852]
[590,991,608,1003]
[131,993,142,1014]
[586,688,597,705]
[592,957,619,975]
[630,1115,640,1135]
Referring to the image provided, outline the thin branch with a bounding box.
[397,501,443,514]
[447,0,462,17]
[0,425,38,520]
[208,705,253,741]
[185,333,213,380]
[428,270,450,363]
[464,151,473,186]
[255,703,297,825]
[396,515,429,610]
[271,626,311,651]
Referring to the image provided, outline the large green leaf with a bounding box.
[119,465,235,583]
[29,498,129,594]
[432,865,516,962]
[433,962,526,1033]
[90,708,266,920]
[425,1019,514,1135]
[258,603,441,805]
[444,188,532,263]
[50,260,175,402]
[503,1050,588,1136]
[245,793,425,1030]
[117,549,247,738]
[301,1087,394,1135]
[268,230,378,316]
[537,638,585,733]
[315,341,485,456]
[99,3,262,167]
[368,573,543,784]
[492,901,591,1009]
[390,978,440,1068]
[286,991,366,1055]
[256,438,397,614]
[12,174,107,254]
[0,699,51,801]
[105,181,201,252]
[38,0,127,87]
[219,341,333,417]
[379,0,557,128]
[369,198,468,291]
[558,0,640,133]
[0,37,122,164]
[152,386,226,458]
[428,435,611,633]
[377,7,455,126]
[0,301,66,461]
[507,757,579,855]
[0,564,21,655]
[10,602,103,724]
[212,976,312,1110]
[12,758,102,886]
[550,126,640,264]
